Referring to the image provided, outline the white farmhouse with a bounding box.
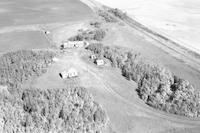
[67,68,78,78]
[60,68,78,79]
[61,41,74,49]
[61,41,89,49]
[95,59,104,66]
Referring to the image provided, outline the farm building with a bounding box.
[61,41,89,49]
[95,59,104,66]
[52,57,59,62]
[90,54,97,60]
[60,68,78,79]
[45,30,51,35]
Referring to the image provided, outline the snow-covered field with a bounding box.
[95,0,200,53]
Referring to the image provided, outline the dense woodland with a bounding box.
[0,50,55,95]
[0,87,107,133]
[86,43,200,118]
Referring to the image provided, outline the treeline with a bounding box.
[86,43,200,117]
[0,87,108,133]
[97,8,127,23]
[68,28,106,42]
[107,8,127,20]
[97,10,118,23]
[0,50,55,94]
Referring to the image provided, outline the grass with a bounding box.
[0,31,50,53]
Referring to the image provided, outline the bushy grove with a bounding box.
[97,8,127,23]
[0,87,108,133]
[97,10,117,23]
[0,50,55,95]
[107,8,127,20]
[86,43,200,118]
[68,28,106,42]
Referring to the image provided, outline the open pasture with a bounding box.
[0,0,93,27]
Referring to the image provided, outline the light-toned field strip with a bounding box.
[0,22,67,34]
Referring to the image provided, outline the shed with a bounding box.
[67,68,78,78]
[61,41,89,49]
[52,57,59,62]
[90,54,97,60]
[45,30,51,35]
[60,68,78,79]
[95,59,104,66]
[60,71,68,79]
[61,41,75,49]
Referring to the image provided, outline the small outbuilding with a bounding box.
[60,71,68,79]
[67,68,78,78]
[61,41,89,49]
[60,68,78,79]
[90,54,97,60]
[52,57,59,62]
[45,30,51,35]
[95,59,104,66]
[61,41,74,49]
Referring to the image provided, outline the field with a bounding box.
[0,0,94,54]
[0,0,93,28]
[0,31,49,53]
[94,0,200,54]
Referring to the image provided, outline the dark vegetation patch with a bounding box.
[86,43,200,118]
[97,10,118,23]
[90,21,102,28]
[0,50,55,95]
[68,28,106,42]
[97,8,127,23]
[0,87,108,133]
[107,8,127,20]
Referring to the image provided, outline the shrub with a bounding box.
[97,10,117,23]
[90,21,102,28]
[86,43,104,56]
[107,8,127,20]
[68,29,106,42]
